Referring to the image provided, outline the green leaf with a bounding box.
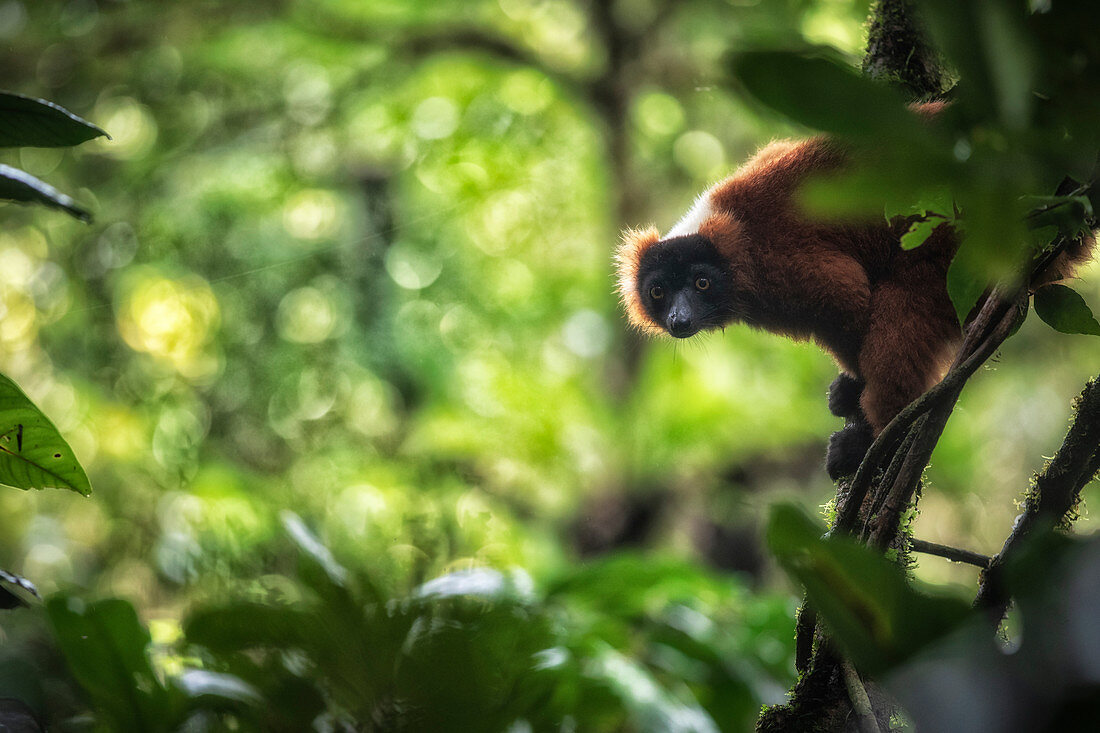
[184,603,317,652]
[281,511,349,589]
[766,504,972,675]
[0,164,90,222]
[917,0,1036,127]
[0,373,91,495]
[584,645,719,733]
[0,91,108,148]
[884,187,955,223]
[1025,195,1093,238]
[47,597,175,731]
[1034,284,1100,336]
[946,252,986,326]
[730,50,920,140]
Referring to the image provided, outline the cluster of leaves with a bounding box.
[31,513,793,732]
[0,91,105,222]
[0,93,98,609]
[730,0,1100,335]
[767,503,1100,731]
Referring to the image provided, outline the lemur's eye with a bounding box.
[649,285,664,300]
[695,277,710,291]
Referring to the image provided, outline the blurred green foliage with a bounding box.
[0,0,1097,730]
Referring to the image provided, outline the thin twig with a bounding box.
[841,658,881,733]
[910,538,991,568]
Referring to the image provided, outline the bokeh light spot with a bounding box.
[276,286,337,343]
[117,271,220,377]
[93,97,157,159]
[500,70,553,115]
[384,243,442,290]
[283,189,342,240]
[562,309,611,358]
[634,92,685,137]
[411,96,460,140]
[673,130,726,180]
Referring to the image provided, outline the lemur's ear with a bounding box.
[615,226,663,333]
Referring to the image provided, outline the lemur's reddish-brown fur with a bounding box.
[617,130,1095,434]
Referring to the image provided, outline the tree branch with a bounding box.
[910,538,991,568]
[834,289,1023,536]
[862,0,950,99]
[975,375,1100,622]
[868,298,1026,547]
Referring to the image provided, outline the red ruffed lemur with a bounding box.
[616,111,1096,479]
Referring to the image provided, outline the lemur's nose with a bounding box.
[667,292,696,338]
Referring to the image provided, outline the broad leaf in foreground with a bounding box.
[0,373,91,495]
[47,597,174,731]
[766,504,972,675]
[0,91,108,148]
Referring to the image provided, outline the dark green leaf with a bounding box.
[917,0,1036,127]
[730,50,921,140]
[0,373,91,495]
[0,569,40,609]
[46,597,175,731]
[0,164,90,222]
[184,603,316,652]
[766,504,972,675]
[1034,284,1100,336]
[0,91,108,148]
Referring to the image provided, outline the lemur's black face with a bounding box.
[637,234,732,338]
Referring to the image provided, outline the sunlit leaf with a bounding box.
[414,567,535,603]
[1034,284,1100,336]
[585,645,719,733]
[175,669,263,708]
[0,373,91,495]
[281,511,348,588]
[766,504,972,675]
[0,91,108,148]
[548,554,735,616]
[46,597,175,731]
[0,163,90,221]
[900,217,945,250]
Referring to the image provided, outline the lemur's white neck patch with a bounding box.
[664,186,715,239]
